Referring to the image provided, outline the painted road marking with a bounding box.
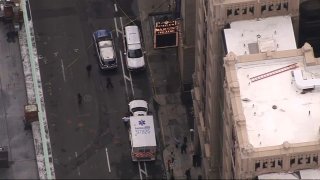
[105,147,111,173]
[113,17,119,37]
[119,49,129,101]
[75,152,80,176]
[60,59,66,82]
[114,3,118,12]
[129,71,134,97]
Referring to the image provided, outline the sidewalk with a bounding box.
[0,22,38,178]
[157,94,203,179]
[137,0,203,179]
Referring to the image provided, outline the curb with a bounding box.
[18,9,56,179]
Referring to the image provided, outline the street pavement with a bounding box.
[137,0,204,179]
[0,22,38,178]
[28,0,164,179]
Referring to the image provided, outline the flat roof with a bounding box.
[130,116,156,148]
[258,168,320,179]
[300,169,320,179]
[224,16,296,56]
[236,56,320,148]
[258,172,298,179]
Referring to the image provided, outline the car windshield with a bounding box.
[128,49,143,58]
[131,107,147,113]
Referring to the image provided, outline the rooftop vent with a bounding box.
[258,38,276,53]
[292,69,320,90]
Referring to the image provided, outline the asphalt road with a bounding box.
[29,0,162,179]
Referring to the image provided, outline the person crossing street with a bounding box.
[77,93,82,105]
[86,64,92,77]
[106,77,113,88]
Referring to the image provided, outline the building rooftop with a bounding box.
[224,16,296,55]
[258,168,320,179]
[236,56,320,148]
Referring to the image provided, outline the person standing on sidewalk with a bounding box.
[181,143,187,154]
[183,136,187,144]
[122,116,130,128]
[170,151,175,163]
[185,168,191,180]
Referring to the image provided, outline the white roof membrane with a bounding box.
[224,16,296,55]
[236,57,320,148]
[258,169,320,179]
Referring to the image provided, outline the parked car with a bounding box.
[93,29,117,70]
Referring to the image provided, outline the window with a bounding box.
[131,107,147,113]
[128,49,143,58]
[255,161,261,171]
[290,157,296,166]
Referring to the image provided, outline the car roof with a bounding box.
[125,26,141,45]
[98,41,114,60]
[93,29,112,39]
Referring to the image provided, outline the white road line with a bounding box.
[143,162,148,176]
[105,147,111,173]
[120,17,124,31]
[119,16,135,99]
[60,59,66,82]
[124,75,131,81]
[138,162,142,180]
[129,71,135,97]
[114,3,118,12]
[138,161,148,180]
[113,17,119,37]
[119,50,130,101]
[75,152,80,176]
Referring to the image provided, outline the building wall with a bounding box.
[179,0,196,91]
[192,0,301,179]
[193,0,225,178]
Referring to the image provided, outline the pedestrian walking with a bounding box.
[174,137,180,149]
[190,129,194,141]
[86,64,92,77]
[193,154,197,167]
[77,93,82,105]
[170,151,175,163]
[181,143,187,154]
[185,168,191,180]
[106,77,113,88]
[183,136,188,144]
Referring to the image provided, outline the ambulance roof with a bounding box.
[130,116,156,147]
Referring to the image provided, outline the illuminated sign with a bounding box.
[153,19,179,48]
[155,20,178,35]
